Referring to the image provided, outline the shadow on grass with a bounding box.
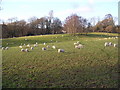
[2,62,118,88]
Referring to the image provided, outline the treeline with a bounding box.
[1,12,119,38]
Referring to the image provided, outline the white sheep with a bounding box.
[47,45,50,48]
[34,44,38,47]
[27,44,30,47]
[52,46,56,49]
[36,42,38,44]
[75,44,83,49]
[42,47,46,51]
[74,41,80,46]
[2,47,5,50]
[109,42,112,46]
[74,43,79,46]
[113,44,117,47]
[104,42,109,46]
[43,43,46,45]
[58,49,64,53]
[19,45,22,48]
[25,39,28,41]
[5,47,9,50]
[21,49,25,52]
[104,38,107,40]
[25,49,29,52]
[115,36,118,39]
[31,47,34,50]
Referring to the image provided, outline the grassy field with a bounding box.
[2,32,119,88]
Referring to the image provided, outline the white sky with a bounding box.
[0,0,119,24]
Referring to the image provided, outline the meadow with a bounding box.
[2,32,119,88]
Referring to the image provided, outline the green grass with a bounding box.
[2,32,118,88]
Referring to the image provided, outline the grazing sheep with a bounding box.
[19,45,22,48]
[5,47,9,50]
[42,47,46,51]
[31,47,34,50]
[27,44,30,47]
[74,43,79,46]
[36,42,38,44]
[43,43,46,45]
[109,42,112,46]
[24,44,26,46]
[34,44,38,47]
[25,39,28,41]
[104,42,109,46]
[47,45,50,48]
[104,38,107,40]
[72,39,74,40]
[25,49,29,52]
[2,47,5,50]
[74,41,80,46]
[52,46,56,49]
[113,44,117,47]
[75,44,84,49]
[58,49,64,53]
[115,36,118,39]
[21,49,25,52]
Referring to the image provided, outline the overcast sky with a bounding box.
[0,0,119,23]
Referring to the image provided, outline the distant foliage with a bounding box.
[93,14,118,33]
[2,16,62,38]
[1,13,118,38]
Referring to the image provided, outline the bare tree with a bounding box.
[64,14,83,35]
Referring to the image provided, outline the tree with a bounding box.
[2,23,9,38]
[15,20,27,36]
[105,25,114,33]
[27,16,38,35]
[35,17,47,35]
[64,14,83,35]
[51,17,62,34]
[93,14,115,33]
[6,17,18,37]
